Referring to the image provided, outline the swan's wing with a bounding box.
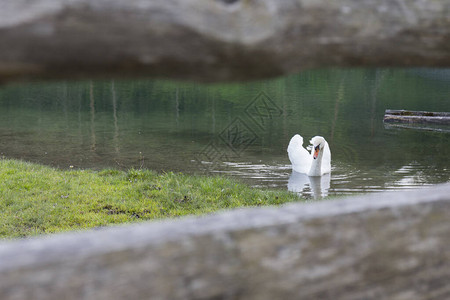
[287,134,311,173]
[322,141,332,174]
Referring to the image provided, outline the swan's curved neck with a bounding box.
[308,149,323,176]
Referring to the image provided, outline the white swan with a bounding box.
[287,134,331,176]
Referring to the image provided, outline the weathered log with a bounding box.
[383,115,450,125]
[0,0,450,83]
[1,183,450,300]
[384,110,450,125]
[386,110,450,117]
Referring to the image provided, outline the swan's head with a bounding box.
[310,136,326,159]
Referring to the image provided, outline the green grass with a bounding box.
[0,159,302,238]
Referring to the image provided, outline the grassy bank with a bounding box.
[0,159,302,238]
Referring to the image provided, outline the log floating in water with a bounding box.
[384,109,450,125]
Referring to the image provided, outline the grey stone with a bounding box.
[0,183,449,299]
[0,0,449,83]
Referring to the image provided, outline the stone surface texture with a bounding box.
[0,184,449,300]
[0,0,449,82]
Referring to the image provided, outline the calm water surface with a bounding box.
[0,69,449,198]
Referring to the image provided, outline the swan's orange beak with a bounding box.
[313,145,320,159]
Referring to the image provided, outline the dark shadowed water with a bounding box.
[0,69,449,198]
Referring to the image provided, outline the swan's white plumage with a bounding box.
[321,140,331,174]
[287,134,331,176]
[287,134,310,174]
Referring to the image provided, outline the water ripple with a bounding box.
[194,159,449,199]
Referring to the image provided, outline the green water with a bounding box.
[0,69,449,198]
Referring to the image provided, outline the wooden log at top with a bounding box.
[385,110,450,117]
[384,109,450,125]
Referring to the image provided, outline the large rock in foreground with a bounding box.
[0,0,450,82]
[1,184,450,299]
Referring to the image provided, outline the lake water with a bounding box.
[0,69,449,198]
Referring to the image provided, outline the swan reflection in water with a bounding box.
[288,171,331,199]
